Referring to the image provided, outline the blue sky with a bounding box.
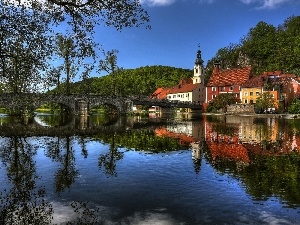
[95,0,299,74]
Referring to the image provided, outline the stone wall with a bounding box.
[226,104,255,114]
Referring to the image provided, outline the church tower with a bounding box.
[193,47,204,84]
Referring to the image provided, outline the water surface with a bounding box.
[0,113,300,224]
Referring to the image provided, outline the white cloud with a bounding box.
[140,0,176,6]
[239,0,293,9]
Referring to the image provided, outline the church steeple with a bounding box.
[195,49,204,66]
[193,45,204,84]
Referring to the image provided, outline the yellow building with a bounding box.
[240,71,296,111]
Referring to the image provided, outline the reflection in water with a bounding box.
[0,137,53,224]
[0,114,300,223]
[53,136,79,193]
[98,133,124,177]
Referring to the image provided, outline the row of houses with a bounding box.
[150,48,300,112]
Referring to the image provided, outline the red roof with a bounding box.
[207,67,252,87]
[242,75,265,88]
[150,87,172,100]
[168,83,199,94]
[155,128,196,146]
[150,78,198,99]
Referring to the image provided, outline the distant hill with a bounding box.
[50,65,193,96]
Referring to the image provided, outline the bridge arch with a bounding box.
[0,94,134,116]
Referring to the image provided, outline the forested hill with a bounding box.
[206,15,300,77]
[55,65,193,96]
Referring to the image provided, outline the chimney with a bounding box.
[213,61,220,74]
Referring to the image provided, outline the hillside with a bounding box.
[206,15,300,78]
[51,65,193,96]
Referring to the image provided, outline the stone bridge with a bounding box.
[0,93,202,116]
[0,94,133,115]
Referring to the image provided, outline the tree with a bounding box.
[0,2,54,93]
[255,92,276,113]
[2,0,150,93]
[98,49,121,96]
[207,93,239,113]
[288,98,300,114]
[240,21,277,74]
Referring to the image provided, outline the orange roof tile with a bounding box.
[242,75,264,88]
[207,67,252,87]
[208,141,250,163]
[168,83,199,94]
[150,87,172,100]
[155,128,196,145]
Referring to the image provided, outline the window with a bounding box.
[230,86,234,91]
[244,99,248,103]
[173,95,176,98]
[212,87,216,91]
[256,92,260,96]
[212,95,217,99]
[250,92,253,96]
[244,92,248,96]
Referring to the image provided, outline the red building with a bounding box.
[204,63,252,111]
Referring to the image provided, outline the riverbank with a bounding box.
[202,112,300,119]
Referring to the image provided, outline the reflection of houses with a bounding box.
[203,115,300,165]
[204,118,250,164]
[150,49,206,111]
[155,120,205,145]
[155,120,206,161]
[155,127,196,146]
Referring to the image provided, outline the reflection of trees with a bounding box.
[204,117,300,207]
[43,135,79,193]
[204,140,300,207]
[78,136,88,158]
[0,137,53,224]
[97,129,190,176]
[54,136,79,193]
[98,133,124,177]
[241,154,300,206]
[95,129,189,152]
[211,123,237,137]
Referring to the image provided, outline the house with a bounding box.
[204,63,252,110]
[150,48,206,111]
[166,49,206,105]
[240,75,264,104]
[241,71,297,111]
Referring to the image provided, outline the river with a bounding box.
[0,113,300,224]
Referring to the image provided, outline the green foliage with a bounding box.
[1,0,150,93]
[208,15,300,77]
[206,93,238,113]
[93,129,189,152]
[50,65,193,96]
[288,98,300,114]
[255,92,276,112]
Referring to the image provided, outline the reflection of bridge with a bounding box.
[0,115,168,137]
[0,94,202,115]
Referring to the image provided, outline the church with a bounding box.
[150,48,206,107]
